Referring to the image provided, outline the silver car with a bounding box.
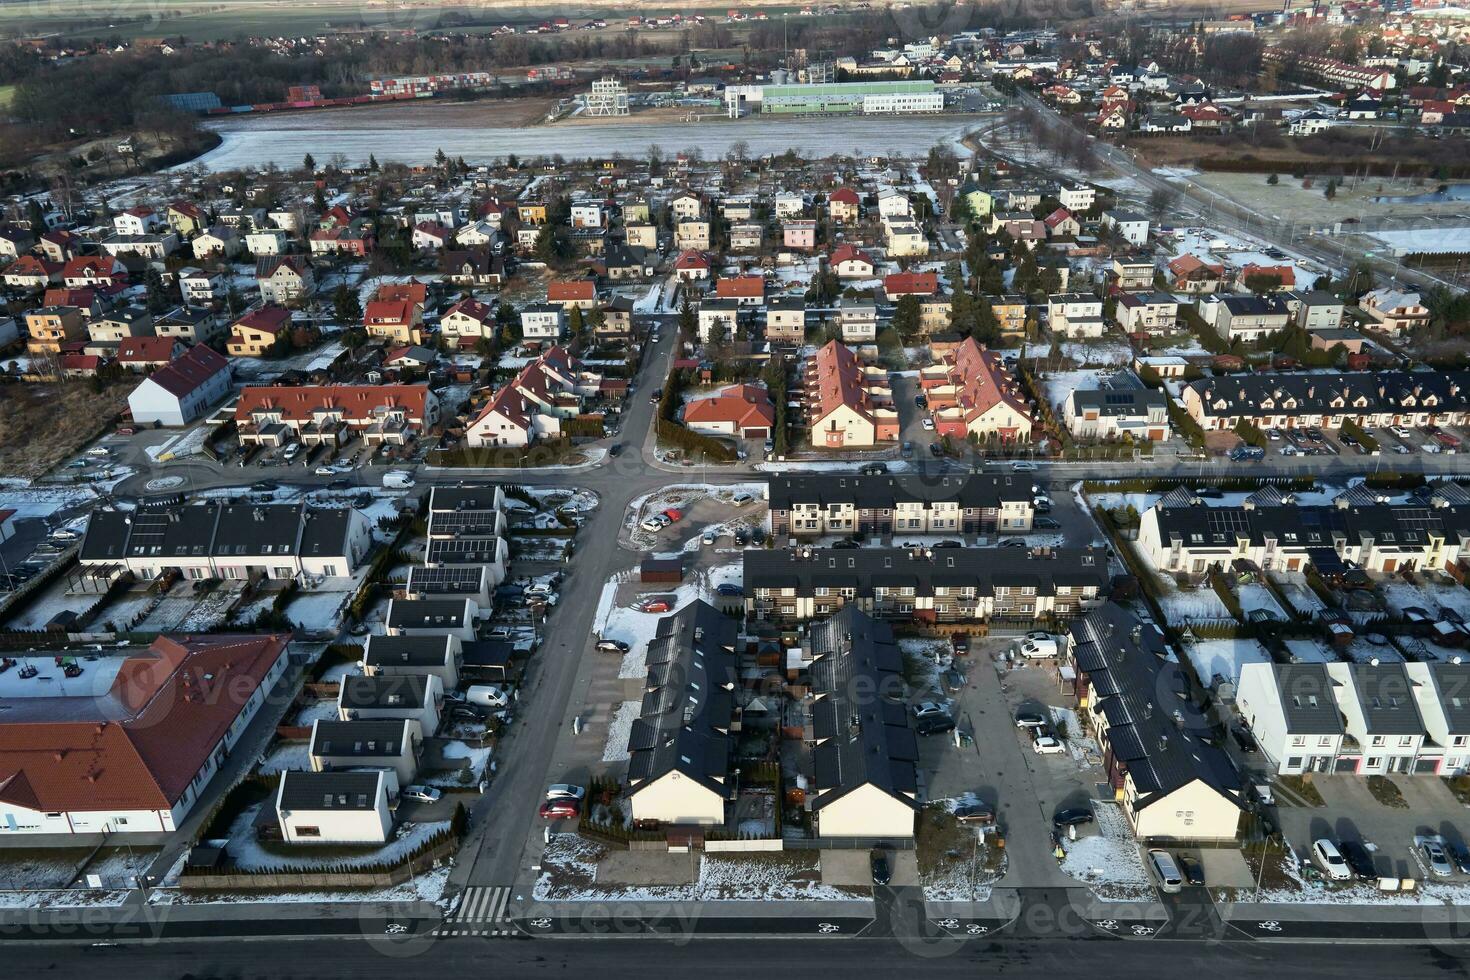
[1421,840,1455,877]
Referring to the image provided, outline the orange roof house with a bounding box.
[683,383,775,437]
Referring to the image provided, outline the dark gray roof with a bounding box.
[428,485,503,516]
[363,633,455,668]
[1211,294,1291,317]
[1187,371,1470,420]
[627,601,738,799]
[1071,388,1166,417]
[1148,503,1470,553]
[1427,663,1470,735]
[81,500,359,564]
[340,673,434,711]
[278,770,385,811]
[1271,664,1345,735]
[767,473,1034,513]
[407,564,488,596]
[1069,604,1243,812]
[386,598,474,629]
[745,546,1108,598]
[1350,662,1424,735]
[808,607,919,810]
[310,719,412,758]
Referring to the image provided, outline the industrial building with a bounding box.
[724,81,943,118]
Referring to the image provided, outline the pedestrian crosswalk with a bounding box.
[438,886,516,937]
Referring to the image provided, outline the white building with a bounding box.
[126,344,233,427]
[276,770,395,844]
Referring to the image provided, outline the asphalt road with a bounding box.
[12,932,1470,978]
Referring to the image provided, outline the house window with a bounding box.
[1372,736,1386,747]
[1367,757,1382,769]
[1319,736,1333,747]
[1291,736,1306,747]
[1286,757,1303,769]
[1399,736,1414,747]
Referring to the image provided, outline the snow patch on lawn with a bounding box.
[1059,803,1153,901]
[602,700,641,763]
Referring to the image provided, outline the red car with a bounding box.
[642,600,671,613]
[539,799,580,820]
[662,508,683,522]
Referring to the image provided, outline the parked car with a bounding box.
[1149,849,1183,894]
[1015,711,1048,729]
[642,600,672,613]
[546,784,586,802]
[595,639,629,653]
[915,715,956,736]
[731,491,754,506]
[1031,734,1065,755]
[1230,725,1258,753]
[402,785,442,804]
[1012,461,1037,472]
[943,668,965,693]
[1179,854,1205,887]
[539,799,580,820]
[609,443,624,457]
[870,848,892,885]
[1034,517,1061,530]
[1452,842,1470,876]
[912,700,949,719]
[901,441,914,458]
[1421,839,1455,877]
[1338,840,1377,881]
[715,583,743,597]
[922,418,936,431]
[859,462,889,475]
[1052,807,1094,828]
[954,803,995,825]
[1312,839,1351,881]
[928,443,943,457]
[999,538,1027,548]
[1018,634,1059,659]
[702,531,717,545]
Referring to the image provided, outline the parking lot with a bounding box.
[1271,773,1470,884]
[908,634,1105,889]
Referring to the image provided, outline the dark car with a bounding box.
[1339,840,1378,881]
[1179,855,1206,887]
[914,394,927,408]
[715,583,743,597]
[860,462,889,475]
[1034,517,1061,530]
[1194,488,1224,499]
[250,481,278,492]
[751,528,766,545]
[1053,807,1095,829]
[734,529,750,546]
[954,804,995,826]
[609,443,624,457]
[1452,842,1470,876]
[943,668,966,693]
[915,715,957,736]
[831,539,860,549]
[1230,725,1258,753]
[327,479,351,491]
[934,540,963,549]
[870,848,892,885]
[929,443,943,457]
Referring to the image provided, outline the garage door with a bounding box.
[1335,757,1360,773]
[1382,558,1398,573]
[744,428,769,439]
[1416,758,1440,774]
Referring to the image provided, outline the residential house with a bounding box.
[227,305,293,357]
[838,299,879,342]
[675,219,711,251]
[1359,288,1430,336]
[683,384,775,438]
[1115,292,1179,333]
[1068,604,1244,841]
[362,634,463,688]
[625,602,739,827]
[114,336,184,371]
[245,228,289,256]
[730,223,763,252]
[784,220,818,250]
[127,344,232,426]
[1198,294,1291,343]
[766,472,1035,538]
[309,718,422,787]
[235,384,439,447]
[1285,289,1345,332]
[191,226,240,260]
[829,244,876,279]
[62,256,127,290]
[547,280,598,311]
[440,298,496,349]
[338,674,444,735]
[805,340,899,447]
[255,256,314,306]
[385,599,480,643]
[275,770,393,844]
[920,337,1033,442]
[1062,385,1170,441]
[364,297,424,346]
[25,306,85,354]
[155,307,223,345]
[88,305,155,344]
[745,546,1109,624]
[0,634,290,835]
[804,607,918,839]
[1047,293,1105,338]
[1101,210,1150,246]
[828,187,861,224]
[1112,259,1156,291]
[179,267,224,307]
[674,250,711,281]
[1167,254,1225,294]
[716,275,765,307]
[766,297,807,344]
[519,303,565,345]
[698,298,743,342]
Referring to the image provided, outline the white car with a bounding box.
[1018,637,1059,659]
[402,785,442,804]
[731,491,754,506]
[315,466,336,475]
[702,531,717,545]
[1032,735,1065,755]
[1013,461,1037,472]
[1312,839,1351,881]
[641,518,666,533]
[1391,426,1413,439]
[921,418,935,431]
[546,783,586,802]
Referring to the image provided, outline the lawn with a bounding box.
[0,86,14,110]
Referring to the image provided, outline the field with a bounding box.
[0,85,14,109]
[0,380,131,479]
[0,0,852,42]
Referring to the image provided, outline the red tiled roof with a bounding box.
[828,187,861,207]
[0,635,289,813]
[883,271,938,296]
[235,384,433,425]
[547,280,596,302]
[143,344,229,397]
[829,244,874,268]
[684,383,775,429]
[6,255,61,278]
[365,299,415,327]
[445,298,493,322]
[811,340,874,427]
[235,306,292,335]
[674,250,710,270]
[946,337,1031,426]
[375,282,427,306]
[716,275,764,299]
[116,336,180,364]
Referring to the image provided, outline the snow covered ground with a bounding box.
[1183,637,1271,687]
[601,700,641,763]
[1059,803,1153,901]
[1238,582,1288,620]
[533,834,862,902]
[1155,578,1232,621]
